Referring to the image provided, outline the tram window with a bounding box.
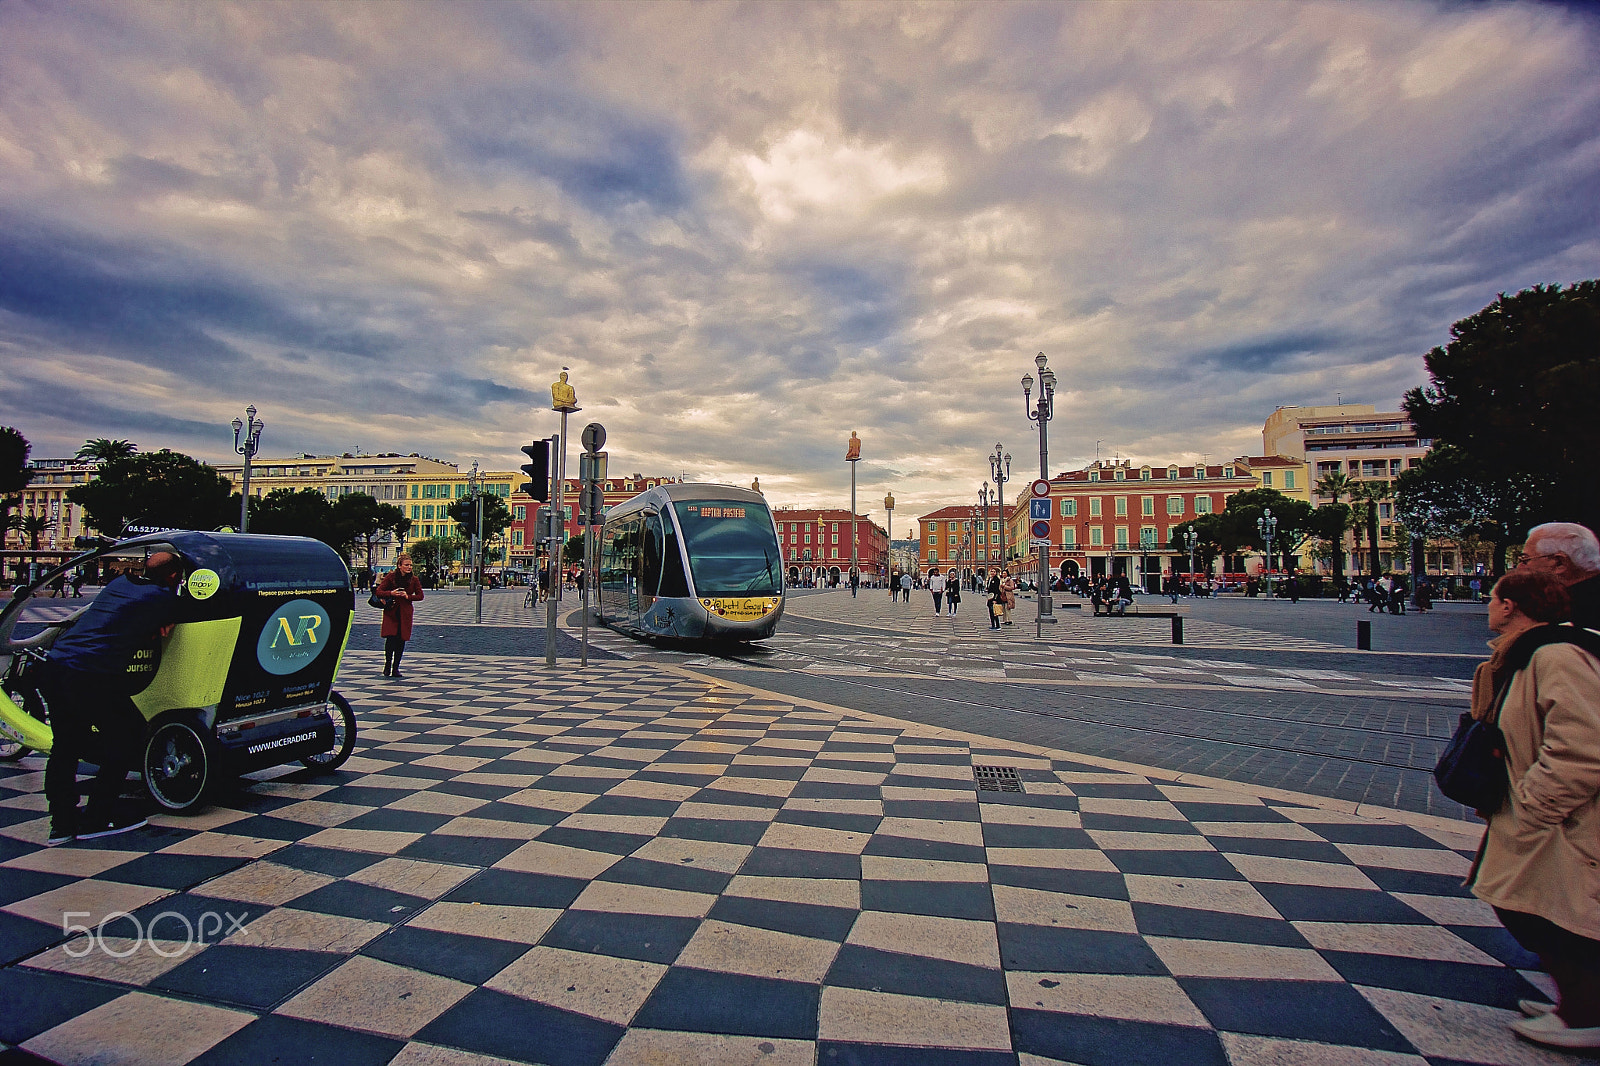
[673,500,782,596]
[660,514,691,598]
[641,512,664,595]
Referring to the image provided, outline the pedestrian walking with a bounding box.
[70,570,85,597]
[946,575,961,615]
[850,569,859,598]
[1465,569,1600,1050]
[899,572,912,603]
[1000,570,1017,625]
[929,568,945,614]
[375,555,424,678]
[987,570,1003,629]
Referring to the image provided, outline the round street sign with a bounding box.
[1031,520,1051,539]
[582,422,606,453]
[1031,479,1051,498]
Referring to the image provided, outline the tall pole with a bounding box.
[884,492,895,593]
[846,431,861,593]
[1021,354,1057,638]
[232,405,263,533]
[548,367,581,667]
[990,444,1011,571]
[471,460,483,623]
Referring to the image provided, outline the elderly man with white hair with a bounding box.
[1519,522,1600,630]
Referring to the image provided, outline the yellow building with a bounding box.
[214,453,517,570]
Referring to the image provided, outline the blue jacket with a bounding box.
[49,575,178,675]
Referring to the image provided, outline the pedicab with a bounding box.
[0,531,358,812]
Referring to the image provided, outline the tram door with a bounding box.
[637,511,664,624]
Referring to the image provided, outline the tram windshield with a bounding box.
[673,500,781,596]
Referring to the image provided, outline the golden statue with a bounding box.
[551,370,578,412]
[845,431,861,461]
[751,477,761,493]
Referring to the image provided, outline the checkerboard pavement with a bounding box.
[0,652,1579,1066]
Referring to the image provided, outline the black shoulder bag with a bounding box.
[1435,625,1600,814]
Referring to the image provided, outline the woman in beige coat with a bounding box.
[1467,569,1600,1049]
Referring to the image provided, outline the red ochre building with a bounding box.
[1004,458,1266,590]
[771,507,888,586]
[507,473,682,570]
[918,505,1009,583]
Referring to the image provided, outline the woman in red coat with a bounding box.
[375,555,424,678]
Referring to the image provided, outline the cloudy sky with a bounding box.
[2,1,1597,524]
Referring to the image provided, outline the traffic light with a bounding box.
[520,440,551,501]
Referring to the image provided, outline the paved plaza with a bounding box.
[6,587,1585,1065]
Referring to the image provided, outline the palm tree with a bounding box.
[0,427,34,586]
[75,438,137,463]
[1313,471,1354,585]
[1350,480,1391,578]
[17,513,48,551]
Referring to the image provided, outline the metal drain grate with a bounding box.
[973,765,1024,793]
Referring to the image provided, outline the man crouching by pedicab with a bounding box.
[42,551,184,846]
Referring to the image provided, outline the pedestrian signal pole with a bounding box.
[519,437,556,665]
[549,369,581,666]
[579,422,607,669]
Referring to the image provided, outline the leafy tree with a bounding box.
[1307,501,1353,587]
[66,450,233,537]
[1404,281,1600,537]
[1392,443,1541,577]
[0,426,34,582]
[75,438,137,463]
[446,492,514,544]
[407,535,466,583]
[1218,488,1314,572]
[250,488,338,544]
[1167,519,1222,574]
[331,493,409,573]
[564,531,586,566]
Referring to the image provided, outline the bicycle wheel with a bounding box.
[144,718,216,812]
[301,692,356,771]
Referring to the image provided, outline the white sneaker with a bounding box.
[1512,1010,1600,1049]
[1518,999,1556,1018]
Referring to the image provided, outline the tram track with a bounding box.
[661,631,1462,778]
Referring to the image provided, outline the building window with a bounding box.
[1089,471,1099,482]
[1167,496,1183,515]
[1285,471,1296,489]
[831,523,839,532]
[1063,528,1076,546]
[1141,496,1154,517]
[513,530,523,547]
[1114,497,1127,517]
[1089,526,1103,546]
[1062,499,1077,517]
[1115,527,1129,548]
[1114,468,1125,481]
[1261,471,1273,487]
[1168,466,1179,480]
[1141,525,1158,547]
[1089,498,1102,517]
[1196,495,1213,514]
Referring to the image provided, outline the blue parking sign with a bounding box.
[1029,498,1051,521]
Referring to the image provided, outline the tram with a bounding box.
[597,483,785,641]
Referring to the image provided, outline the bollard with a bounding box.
[1357,620,1371,651]
[1171,616,1183,645]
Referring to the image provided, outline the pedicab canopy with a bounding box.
[41,532,357,725]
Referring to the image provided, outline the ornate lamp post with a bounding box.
[978,483,990,580]
[990,444,1011,565]
[1257,507,1278,598]
[1021,353,1057,634]
[230,404,264,533]
[1185,528,1198,595]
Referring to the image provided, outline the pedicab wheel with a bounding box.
[0,682,48,762]
[301,692,355,771]
[144,718,215,812]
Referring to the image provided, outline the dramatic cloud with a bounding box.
[1,0,1597,523]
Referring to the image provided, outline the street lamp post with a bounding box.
[990,444,1011,567]
[1185,528,1198,596]
[230,405,264,533]
[469,460,484,623]
[1257,508,1278,599]
[978,483,990,582]
[1021,353,1057,637]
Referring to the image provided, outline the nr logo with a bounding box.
[256,598,332,676]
